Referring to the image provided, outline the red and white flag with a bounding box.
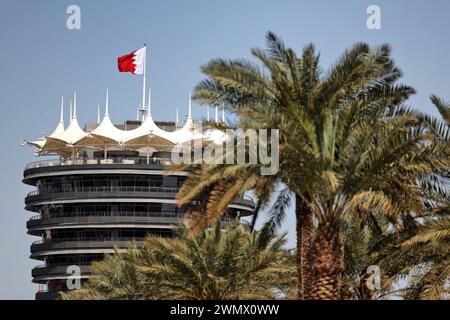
[117,46,146,75]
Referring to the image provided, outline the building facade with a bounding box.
[24,113,254,299]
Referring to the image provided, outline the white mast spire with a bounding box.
[215,105,218,123]
[176,108,179,128]
[105,89,109,116]
[73,92,77,119]
[97,105,100,123]
[48,96,65,138]
[207,105,210,121]
[188,92,192,119]
[60,96,64,123]
[69,101,73,124]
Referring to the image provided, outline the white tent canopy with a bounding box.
[25,139,46,150]
[124,113,174,148]
[44,93,87,155]
[24,91,228,159]
[49,96,65,138]
[25,97,65,152]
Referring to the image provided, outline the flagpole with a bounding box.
[141,43,147,121]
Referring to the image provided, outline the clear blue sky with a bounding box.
[0,0,449,299]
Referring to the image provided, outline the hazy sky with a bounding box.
[1,0,449,299]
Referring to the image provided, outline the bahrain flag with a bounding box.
[117,46,146,75]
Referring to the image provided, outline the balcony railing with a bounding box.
[25,157,173,170]
[30,216,240,246]
[27,186,179,197]
[25,187,255,210]
[31,237,148,246]
[30,238,148,256]
[34,261,95,269]
[27,213,238,230]
[32,264,92,277]
[29,211,184,221]
[27,212,188,229]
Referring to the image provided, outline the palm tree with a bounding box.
[338,95,450,300]
[394,211,449,299]
[400,97,449,300]
[362,205,449,300]
[62,222,297,300]
[367,96,450,300]
[340,212,389,300]
[61,250,150,300]
[339,209,450,300]
[177,32,450,299]
[431,95,450,125]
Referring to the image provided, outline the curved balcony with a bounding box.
[24,157,172,171]
[27,212,242,236]
[30,238,146,259]
[23,158,184,185]
[26,212,187,236]
[27,185,180,198]
[25,186,255,213]
[25,186,181,208]
[32,264,92,282]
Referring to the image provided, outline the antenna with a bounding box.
[105,89,109,116]
[207,105,210,121]
[215,105,218,123]
[97,105,100,123]
[176,108,179,128]
[69,101,73,124]
[73,92,77,119]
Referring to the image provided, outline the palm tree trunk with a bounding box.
[309,220,343,300]
[295,194,313,300]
